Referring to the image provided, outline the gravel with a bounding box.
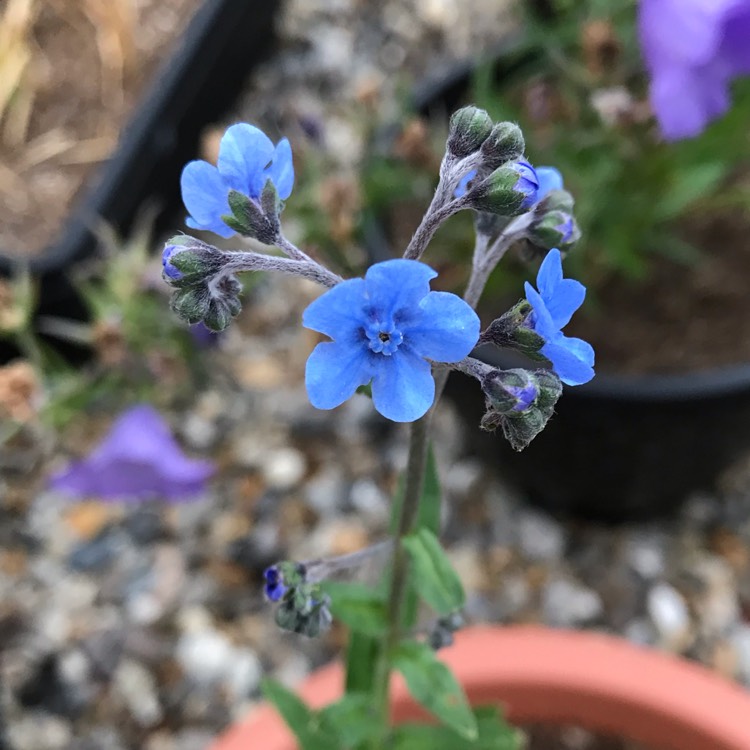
[3,1,750,749]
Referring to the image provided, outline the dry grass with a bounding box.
[0,0,138,150]
[0,0,39,146]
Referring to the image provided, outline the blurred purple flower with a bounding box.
[189,322,220,348]
[639,0,750,140]
[49,404,214,501]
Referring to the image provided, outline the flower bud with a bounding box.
[537,188,575,214]
[468,160,539,216]
[222,188,278,244]
[480,300,546,359]
[480,368,563,450]
[479,121,525,169]
[447,106,494,158]
[161,237,225,286]
[528,210,581,252]
[481,368,539,415]
[170,274,242,331]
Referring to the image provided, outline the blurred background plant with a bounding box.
[0,212,211,443]
[330,0,750,302]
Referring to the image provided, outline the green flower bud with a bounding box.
[162,237,225,287]
[446,105,494,157]
[528,210,581,252]
[480,300,546,359]
[469,160,539,217]
[221,188,277,244]
[479,121,525,170]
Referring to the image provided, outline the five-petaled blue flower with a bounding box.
[524,249,595,386]
[180,123,294,238]
[303,259,480,422]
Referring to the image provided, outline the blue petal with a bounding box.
[267,138,295,200]
[365,260,437,321]
[302,278,367,341]
[536,166,564,199]
[537,250,586,329]
[305,341,373,409]
[217,123,275,198]
[405,291,480,362]
[181,161,234,237]
[524,282,558,340]
[542,335,595,386]
[454,169,477,198]
[371,347,434,422]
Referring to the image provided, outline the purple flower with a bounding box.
[49,405,215,501]
[181,123,295,238]
[456,163,562,205]
[511,160,540,209]
[508,382,539,411]
[524,249,595,386]
[638,0,750,140]
[303,259,480,422]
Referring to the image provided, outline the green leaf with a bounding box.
[392,641,477,740]
[344,632,380,693]
[392,707,523,749]
[322,581,388,637]
[403,528,465,615]
[261,679,337,750]
[320,694,381,748]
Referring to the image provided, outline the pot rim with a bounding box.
[209,625,750,750]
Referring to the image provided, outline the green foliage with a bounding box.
[392,707,523,750]
[319,694,381,747]
[321,581,388,636]
[261,680,338,749]
[403,528,465,615]
[392,641,477,740]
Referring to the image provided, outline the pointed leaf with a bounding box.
[392,641,477,740]
[261,679,338,750]
[392,706,522,749]
[403,528,465,615]
[320,694,381,747]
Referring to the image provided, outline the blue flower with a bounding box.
[303,259,480,422]
[264,566,287,602]
[536,166,564,200]
[524,249,594,386]
[180,123,294,238]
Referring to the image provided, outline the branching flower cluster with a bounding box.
[162,107,595,745]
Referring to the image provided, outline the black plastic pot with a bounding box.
[408,47,750,523]
[1,0,280,361]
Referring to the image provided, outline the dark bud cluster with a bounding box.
[480,368,563,451]
[263,562,333,638]
[162,236,243,332]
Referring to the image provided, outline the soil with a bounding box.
[0,0,202,258]
[566,215,750,375]
[526,725,652,750]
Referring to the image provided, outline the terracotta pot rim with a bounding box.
[210,625,750,750]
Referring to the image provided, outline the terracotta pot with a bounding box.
[210,625,750,750]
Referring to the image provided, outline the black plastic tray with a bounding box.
[1,0,280,311]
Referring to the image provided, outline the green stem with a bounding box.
[367,223,514,743]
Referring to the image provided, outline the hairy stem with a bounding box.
[222,251,342,288]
